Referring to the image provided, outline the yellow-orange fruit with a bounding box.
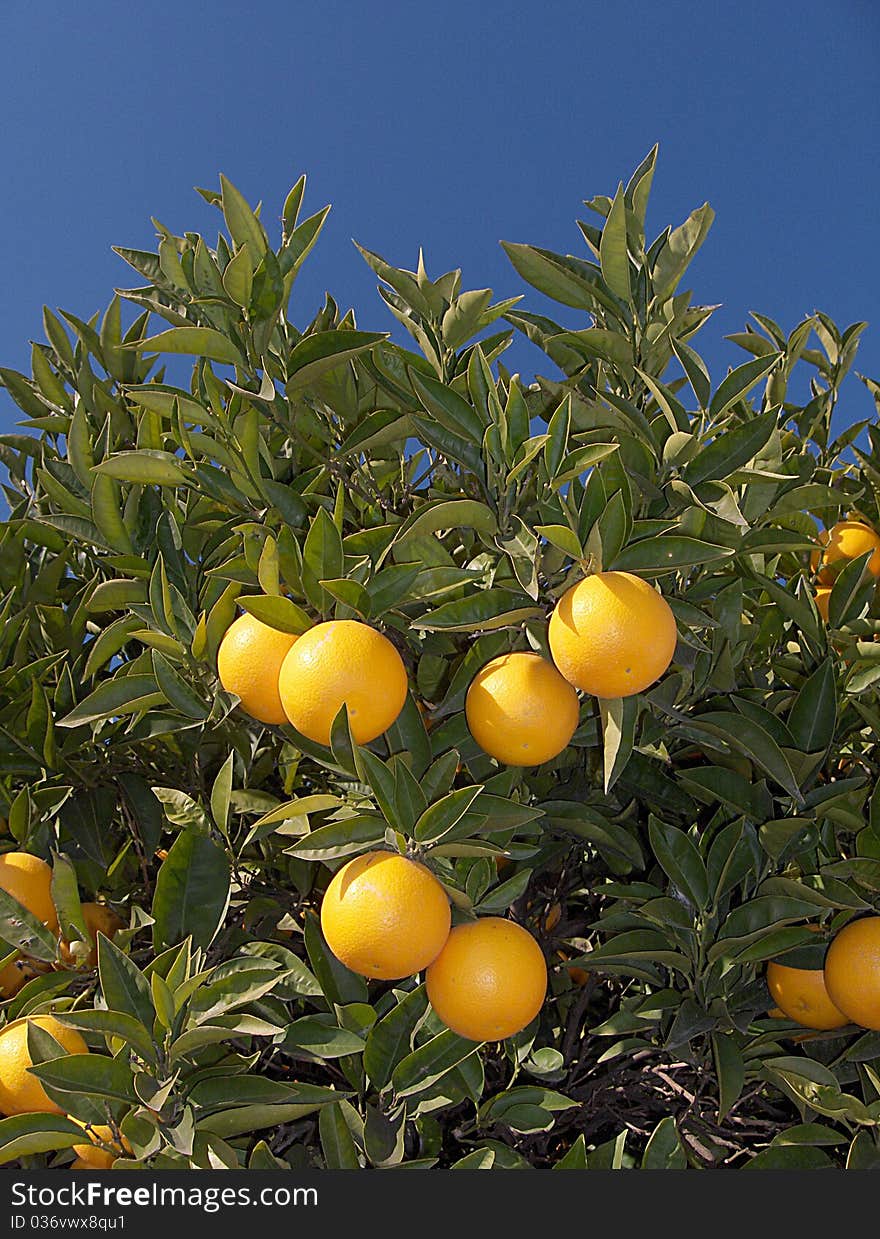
[320,851,451,980]
[426,917,547,1041]
[766,961,848,1031]
[71,1119,131,1168]
[814,587,832,622]
[811,521,880,584]
[823,917,880,1030]
[548,572,677,699]
[0,1016,88,1116]
[464,652,579,766]
[59,904,123,969]
[0,853,58,934]
[217,610,298,725]
[0,955,36,998]
[278,620,408,745]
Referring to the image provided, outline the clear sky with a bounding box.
[1,0,878,434]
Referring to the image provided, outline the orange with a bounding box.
[0,955,36,998]
[0,1015,89,1116]
[320,851,451,980]
[0,852,58,933]
[59,904,123,969]
[217,609,298,724]
[814,587,831,622]
[278,620,408,746]
[465,652,579,766]
[426,917,547,1041]
[811,521,880,585]
[765,961,848,1031]
[556,950,589,987]
[71,1118,131,1168]
[824,917,880,1029]
[548,572,677,698]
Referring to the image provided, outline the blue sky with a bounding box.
[1,0,878,435]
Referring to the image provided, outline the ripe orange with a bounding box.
[548,572,677,698]
[217,610,298,724]
[71,1119,131,1168]
[278,620,408,745]
[556,950,589,987]
[0,852,58,934]
[814,587,831,622]
[426,917,547,1041]
[811,521,880,584]
[320,851,451,980]
[765,960,848,1031]
[0,955,36,998]
[59,904,123,969]
[0,1015,89,1116]
[823,917,880,1029]
[464,652,579,766]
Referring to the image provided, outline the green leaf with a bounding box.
[30,1054,136,1105]
[712,1033,746,1120]
[131,327,243,366]
[50,852,87,945]
[57,675,163,728]
[0,1114,83,1165]
[708,358,781,420]
[648,817,709,910]
[641,1116,687,1169]
[652,202,715,298]
[151,831,230,950]
[408,369,486,445]
[600,696,638,793]
[363,985,430,1089]
[92,450,188,487]
[287,331,386,393]
[0,887,58,963]
[412,589,541,633]
[302,507,344,614]
[97,934,155,1028]
[285,814,386,861]
[319,1101,361,1169]
[681,710,803,803]
[414,787,485,844]
[682,408,778,486]
[599,184,631,302]
[220,173,268,257]
[391,499,498,552]
[788,659,837,753]
[238,593,312,635]
[611,534,733,575]
[391,1030,480,1099]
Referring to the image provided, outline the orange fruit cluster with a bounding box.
[218,614,407,745]
[767,916,880,1032]
[811,519,880,622]
[320,851,547,1041]
[466,570,676,768]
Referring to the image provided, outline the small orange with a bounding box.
[548,572,677,699]
[278,620,408,746]
[217,609,299,724]
[0,1015,89,1116]
[556,950,589,987]
[765,960,848,1031]
[811,521,880,585]
[426,917,547,1041]
[814,587,832,622]
[465,652,579,766]
[824,916,880,1029]
[71,1119,131,1168]
[0,852,58,934]
[59,904,123,969]
[320,851,451,980]
[0,955,35,998]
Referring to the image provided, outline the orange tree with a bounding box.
[2,150,880,1169]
